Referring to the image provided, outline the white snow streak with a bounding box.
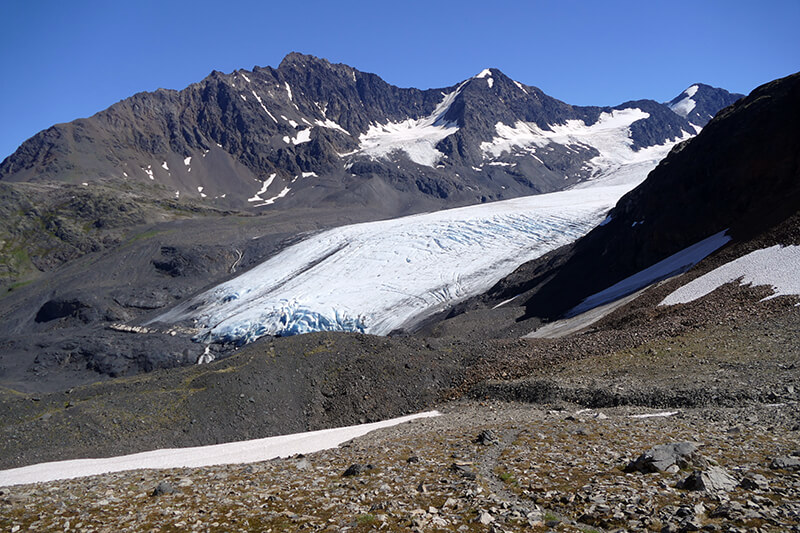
[251,91,278,123]
[567,231,732,317]
[315,118,349,134]
[660,245,800,306]
[161,161,169,171]
[629,411,679,419]
[0,412,440,486]
[184,156,192,167]
[252,185,291,207]
[247,173,277,202]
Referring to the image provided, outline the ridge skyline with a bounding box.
[2,0,797,159]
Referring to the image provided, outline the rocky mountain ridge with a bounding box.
[0,53,739,215]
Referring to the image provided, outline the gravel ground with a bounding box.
[2,401,799,532]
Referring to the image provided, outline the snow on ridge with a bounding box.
[0,411,441,486]
[480,108,690,179]
[567,231,732,317]
[475,68,492,78]
[152,174,647,345]
[251,91,278,123]
[668,85,700,118]
[351,82,466,167]
[660,245,800,306]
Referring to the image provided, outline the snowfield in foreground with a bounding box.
[0,412,440,487]
[152,129,689,345]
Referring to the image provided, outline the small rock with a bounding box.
[770,455,800,470]
[406,455,419,464]
[443,497,459,508]
[151,481,175,496]
[626,442,703,473]
[450,462,477,480]
[680,466,738,492]
[740,473,769,491]
[478,511,494,525]
[474,429,499,446]
[343,463,372,477]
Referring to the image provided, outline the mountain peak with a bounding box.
[278,52,332,70]
[667,83,744,126]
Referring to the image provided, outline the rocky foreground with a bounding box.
[1,400,799,532]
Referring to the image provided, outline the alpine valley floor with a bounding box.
[1,244,799,531]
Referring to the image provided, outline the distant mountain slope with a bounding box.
[0,53,736,215]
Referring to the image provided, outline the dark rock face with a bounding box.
[0,54,727,215]
[516,72,800,320]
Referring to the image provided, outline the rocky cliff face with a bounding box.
[0,53,736,215]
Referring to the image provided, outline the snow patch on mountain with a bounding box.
[480,108,688,178]
[661,245,800,306]
[350,83,465,167]
[567,231,732,317]
[248,173,277,203]
[668,85,700,118]
[314,118,349,134]
[152,170,651,345]
[283,129,312,145]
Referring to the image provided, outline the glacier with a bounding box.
[151,131,689,346]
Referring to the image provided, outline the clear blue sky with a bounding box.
[1,0,798,160]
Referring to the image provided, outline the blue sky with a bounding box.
[1,0,798,160]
